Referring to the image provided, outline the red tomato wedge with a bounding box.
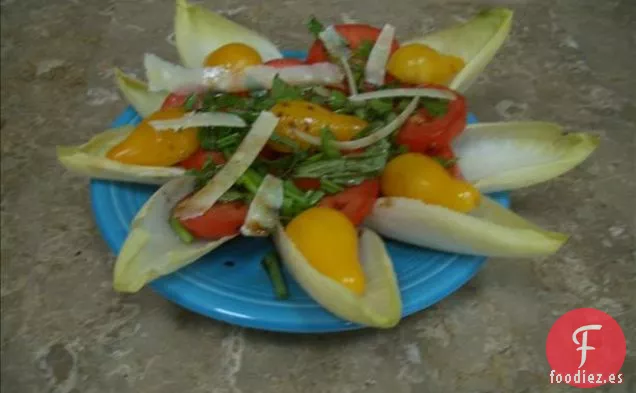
[318,178,380,226]
[264,58,306,67]
[293,178,322,191]
[395,84,467,154]
[178,149,226,170]
[178,201,248,239]
[306,24,400,64]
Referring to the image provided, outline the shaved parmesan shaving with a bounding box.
[240,174,283,237]
[173,111,279,219]
[364,24,396,86]
[349,88,455,102]
[244,63,344,89]
[319,25,358,95]
[145,53,343,94]
[319,25,351,58]
[145,53,234,93]
[149,112,246,131]
[294,97,419,150]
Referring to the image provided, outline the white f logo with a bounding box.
[572,324,602,368]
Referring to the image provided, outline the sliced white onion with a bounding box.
[173,111,279,219]
[240,174,283,237]
[364,24,396,86]
[149,112,246,131]
[145,53,344,94]
[293,97,419,151]
[340,58,358,96]
[349,88,455,102]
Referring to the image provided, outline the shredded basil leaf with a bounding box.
[320,127,341,159]
[327,90,349,111]
[198,127,217,150]
[307,16,325,37]
[270,75,303,101]
[183,94,199,111]
[294,139,390,184]
[368,98,393,116]
[420,98,450,118]
[354,40,374,59]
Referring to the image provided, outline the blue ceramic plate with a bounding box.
[91,50,509,333]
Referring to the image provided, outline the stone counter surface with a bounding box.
[1,1,634,392]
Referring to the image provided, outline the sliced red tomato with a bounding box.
[306,24,400,64]
[264,58,305,67]
[293,178,322,191]
[178,149,226,170]
[395,84,467,154]
[179,201,248,239]
[161,93,190,110]
[318,178,380,226]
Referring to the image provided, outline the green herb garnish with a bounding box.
[327,90,349,111]
[368,98,393,116]
[262,252,289,300]
[170,217,194,244]
[307,16,325,37]
[269,133,300,152]
[198,127,217,150]
[183,94,199,111]
[354,40,374,59]
[294,139,390,185]
[320,178,344,194]
[270,75,303,101]
[420,98,450,118]
[320,127,341,159]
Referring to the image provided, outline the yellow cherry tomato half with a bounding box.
[269,100,368,152]
[286,207,366,295]
[106,108,199,167]
[203,43,263,72]
[381,153,480,213]
[387,43,465,86]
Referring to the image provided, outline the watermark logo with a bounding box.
[546,308,626,388]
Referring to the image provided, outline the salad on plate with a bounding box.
[57,0,598,328]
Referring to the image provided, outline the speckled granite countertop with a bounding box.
[1,1,634,392]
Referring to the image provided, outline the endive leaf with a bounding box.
[453,122,600,193]
[114,68,168,117]
[56,126,185,185]
[365,197,568,258]
[405,7,513,92]
[175,0,282,68]
[114,177,235,293]
[274,226,402,328]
